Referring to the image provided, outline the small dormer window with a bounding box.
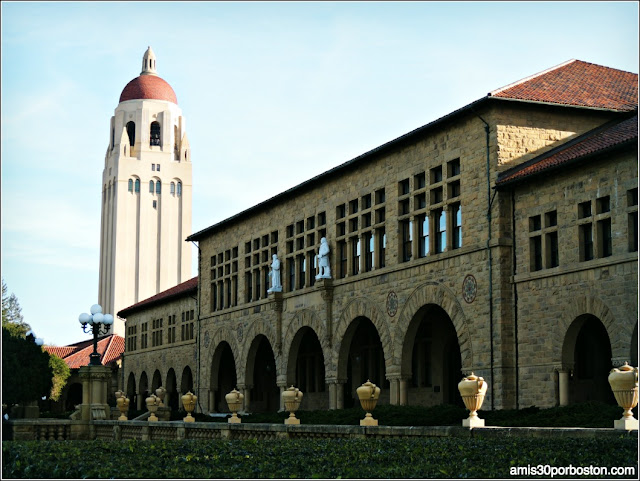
[134,179,140,193]
[156,181,161,194]
[149,181,154,193]
[170,182,175,195]
[128,179,133,192]
[150,122,161,146]
[177,181,182,196]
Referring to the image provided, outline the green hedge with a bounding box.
[3,437,637,478]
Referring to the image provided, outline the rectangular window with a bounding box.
[401,220,412,262]
[362,194,372,210]
[414,172,426,190]
[597,218,612,258]
[246,272,252,302]
[546,231,559,268]
[288,258,295,292]
[580,224,594,261]
[579,201,591,218]
[338,241,347,278]
[430,166,443,184]
[430,187,443,204]
[308,252,316,286]
[375,207,385,224]
[530,235,542,271]
[377,228,386,268]
[448,181,460,199]
[399,199,410,215]
[298,255,306,289]
[375,188,386,204]
[447,158,460,177]
[306,216,315,231]
[596,196,610,214]
[452,204,462,249]
[415,193,426,210]
[254,270,261,300]
[399,179,410,196]
[349,199,359,215]
[435,209,446,253]
[336,204,346,219]
[418,214,429,258]
[351,238,361,275]
[364,232,374,272]
[529,215,542,232]
[337,222,346,236]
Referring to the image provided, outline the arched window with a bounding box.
[170,182,175,195]
[126,121,135,147]
[149,181,154,193]
[177,182,182,196]
[134,179,140,193]
[150,121,161,146]
[111,127,115,150]
[184,151,188,161]
[156,181,161,194]
[128,179,133,192]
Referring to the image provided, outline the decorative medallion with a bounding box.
[387,291,398,317]
[462,274,477,304]
[237,325,243,343]
[204,330,210,348]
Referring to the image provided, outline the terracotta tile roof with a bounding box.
[497,114,638,186]
[117,276,198,318]
[44,334,124,369]
[490,60,638,111]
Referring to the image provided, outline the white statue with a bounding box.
[267,254,282,293]
[315,237,332,279]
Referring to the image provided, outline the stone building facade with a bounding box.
[119,59,638,413]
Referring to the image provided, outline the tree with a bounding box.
[2,327,53,408]
[2,278,30,337]
[48,354,71,402]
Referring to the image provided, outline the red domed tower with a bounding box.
[98,47,193,335]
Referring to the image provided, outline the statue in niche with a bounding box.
[315,237,332,279]
[267,254,282,293]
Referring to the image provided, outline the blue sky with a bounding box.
[1,1,638,346]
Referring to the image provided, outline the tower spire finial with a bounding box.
[141,46,158,76]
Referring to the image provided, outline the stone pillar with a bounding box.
[278,383,287,412]
[136,391,143,410]
[389,378,399,405]
[336,380,345,409]
[399,379,409,406]
[558,370,569,407]
[317,278,334,347]
[78,365,111,422]
[272,292,284,354]
[328,382,338,410]
[239,385,252,413]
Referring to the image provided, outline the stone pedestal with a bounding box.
[462,415,485,428]
[614,418,639,430]
[78,365,111,422]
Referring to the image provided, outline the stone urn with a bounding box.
[458,372,488,428]
[146,394,159,422]
[356,380,381,426]
[182,391,197,423]
[155,386,166,407]
[225,388,244,424]
[115,391,130,421]
[608,362,638,431]
[282,386,304,425]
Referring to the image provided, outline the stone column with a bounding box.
[272,292,284,354]
[389,378,399,405]
[136,391,143,410]
[317,278,334,346]
[328,382,338,410]
[78,365,111,422]
[558,370,569,407]
[399,378,409,406]
[239,385,252,413]
[336,379,345,409]
[277,382,287,412]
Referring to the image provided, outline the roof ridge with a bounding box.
[489,59,577,96]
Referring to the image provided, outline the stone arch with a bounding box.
[165,368,179,411]
[180,365,194,394]
[202,326,242,385]
[333,297,392,378]
[238,318,280,381]
[243,333,279,412]
[556,294,628,366]
[138,371,149,407]
[282,309,329,382]
[209,340,239,412]
[393,281,473,371]
[151,369,162,392]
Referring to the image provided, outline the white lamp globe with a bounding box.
[90,304,102,315]
[79,313,91,325]
[103,314,114,325]
[92,313,104,324]
[35,338,44,346]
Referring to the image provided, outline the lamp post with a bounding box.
[78,304,114,366]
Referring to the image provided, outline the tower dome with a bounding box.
[119,47,178,104]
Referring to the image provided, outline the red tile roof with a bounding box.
[117,276,198,318]
[497,114,638,186]
[44,334,124,369]
[120,75,178,104]
[490,60,638,111]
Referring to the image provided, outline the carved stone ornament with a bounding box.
[462,274,477,304]
[237,325,243,343]
[386,291,398,317]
